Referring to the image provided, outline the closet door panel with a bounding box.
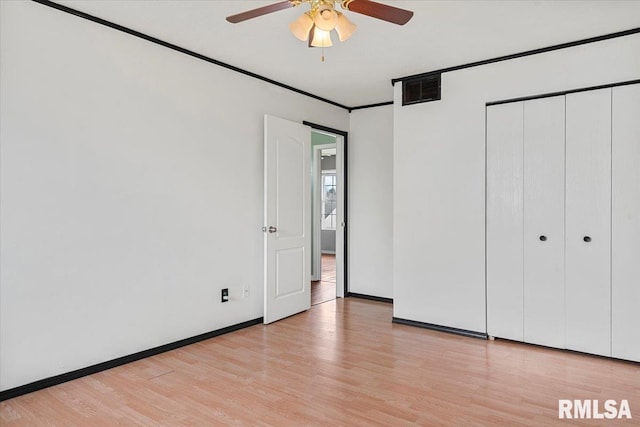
[612,84,640,362]
[565,88,611,357]
[486,102,524,341]
[523,96,565,348]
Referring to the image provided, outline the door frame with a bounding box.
[304,121,349,297]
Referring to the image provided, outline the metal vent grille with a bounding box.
[402,74,441,106]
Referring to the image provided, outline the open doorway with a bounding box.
[313,143,337,305]
[309,127,345,305]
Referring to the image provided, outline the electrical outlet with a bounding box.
[221,288,229,303]
[243,284,250,298]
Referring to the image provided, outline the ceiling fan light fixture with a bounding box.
[313,6,339,31]
[310,26,333,47]
[289,12,314,41]
[335,12,356,42]
[226,0,414,61]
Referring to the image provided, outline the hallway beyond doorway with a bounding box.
[311,254,336,305]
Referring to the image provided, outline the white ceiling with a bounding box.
[59,0,640,107]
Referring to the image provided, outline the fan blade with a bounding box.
[344,0,413,25]
[226,1,294,23]
[308,25,315,48]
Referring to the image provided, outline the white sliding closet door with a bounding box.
[565,89,612,357]
[612,84,640,362]
[486,102,524,341]
[523,96,565,348]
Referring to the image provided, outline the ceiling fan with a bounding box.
[226,1,414,60]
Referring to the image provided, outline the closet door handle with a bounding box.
[583,236,592,242]
[539,235,547,241]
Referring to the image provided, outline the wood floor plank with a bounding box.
[1,298,639,425]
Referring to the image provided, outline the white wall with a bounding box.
[0,1,348,391]
[348,106,393,298]
[393,34,640,332]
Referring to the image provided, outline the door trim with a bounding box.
[486,79,640,106]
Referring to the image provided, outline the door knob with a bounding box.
[539,235,547,241]
[268,226,277,233]
[583,236,591,242]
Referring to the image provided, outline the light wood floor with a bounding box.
[311,254,336,306]
[1,298,639,426]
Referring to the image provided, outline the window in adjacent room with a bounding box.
[321,171,337,230]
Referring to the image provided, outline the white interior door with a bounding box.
[264,115,311,324]
[565,89,612,357]
[486,102,524,341]
[523,96,565,348]
[612,83,640,362]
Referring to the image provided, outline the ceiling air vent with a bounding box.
[402,74,441,106]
